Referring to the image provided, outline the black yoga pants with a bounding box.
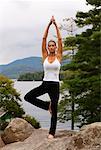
[24,81,60,136]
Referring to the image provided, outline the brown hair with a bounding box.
[48,40,56,46]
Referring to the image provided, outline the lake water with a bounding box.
[14,80,78,130]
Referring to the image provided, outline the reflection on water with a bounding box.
[13,80,78,130]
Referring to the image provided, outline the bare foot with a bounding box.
[47,134,54,139]
[48,102,52,115]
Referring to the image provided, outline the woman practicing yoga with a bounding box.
[24,16,63,139]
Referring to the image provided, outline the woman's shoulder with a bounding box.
[56,54,62,63]
[42,56,48,63]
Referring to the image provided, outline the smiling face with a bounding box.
[48,41,57,53]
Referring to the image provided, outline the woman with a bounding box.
[24,16,62,139]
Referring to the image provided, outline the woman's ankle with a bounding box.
[47,134,54,139]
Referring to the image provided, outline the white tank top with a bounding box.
[43,57,61,82]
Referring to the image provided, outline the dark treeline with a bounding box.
[17,72,44,81]
[17,71,66,81]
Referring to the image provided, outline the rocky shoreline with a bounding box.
[0,118,101,150]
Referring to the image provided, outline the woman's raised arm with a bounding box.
[42,19,52,60]
[52,17,63,61]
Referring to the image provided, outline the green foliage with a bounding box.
[0,74,25,130]
[76,5,101,30]
[0,120,9,130]
[86,0,101,7]
[0,74,25,117]
[23,115,41,129]
[0,75,41,131]
[58,0,101,127]
[58,95,72,123]
[64,36,77,47]
[18,72,43,81]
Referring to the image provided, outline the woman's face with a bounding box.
[48,41,57,53]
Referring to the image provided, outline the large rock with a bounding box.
[1,118,34,144]
[67,122,101,150]
[0,136,5,148]
[0,129,76,150]
[0,122,101,150]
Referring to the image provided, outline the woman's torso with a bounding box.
[43,56,61,82]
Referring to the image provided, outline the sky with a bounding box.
[0,0,92,65]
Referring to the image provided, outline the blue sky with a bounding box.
[0,0,92,64]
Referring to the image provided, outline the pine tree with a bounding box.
[58,0,101,127]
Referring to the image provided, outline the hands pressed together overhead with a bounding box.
[49,16,57,26]
[42,15,62,61]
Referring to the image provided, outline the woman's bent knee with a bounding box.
[24,93,30,102]
[24,92,36,104]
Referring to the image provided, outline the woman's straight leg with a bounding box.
[48,82,60,136]
[49,100,58,136]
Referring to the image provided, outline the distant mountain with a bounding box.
[0,57,43,79]
[0,56,70,79]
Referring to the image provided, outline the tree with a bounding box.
[58,0,101,127]
[0,74,25,118]
[0,74,41,130]
[58,18,78,130]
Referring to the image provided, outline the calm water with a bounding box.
[14,80,78,130]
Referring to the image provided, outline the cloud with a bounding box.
[0,0,92,64]
[12,0,32,9]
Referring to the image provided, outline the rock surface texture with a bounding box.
[0,136,5,148]
[1,118,34,144]
[0,119,101,150]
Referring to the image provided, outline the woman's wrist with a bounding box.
[48,20,52,26]
[58,38,62,40]
[43,37,46,39]
[53,21,57,26]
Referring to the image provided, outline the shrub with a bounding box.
[0,120,9,130]
[23,115,41,129]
